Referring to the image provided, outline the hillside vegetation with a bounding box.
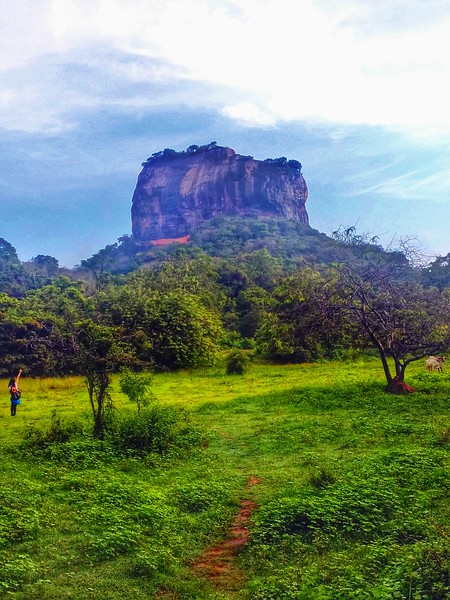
[1,358,449,599]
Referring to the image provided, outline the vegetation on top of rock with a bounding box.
[142,141,220,165]
[140,142,303,171]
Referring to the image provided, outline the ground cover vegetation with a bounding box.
[0,359,449,599]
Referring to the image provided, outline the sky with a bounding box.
[1,0,450,267]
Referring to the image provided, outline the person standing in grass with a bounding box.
[8,369,22,417]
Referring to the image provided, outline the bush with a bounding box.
[132,545,176,577]
[109,405,204,455]
[226,349,249,375]
[23,410,83,451]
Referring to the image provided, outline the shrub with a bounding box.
[308,468,336,489]
[23,410,83,451]
[109,405,204,455]
[226,349,249,375]
[132,545,176,577]
[87,524,140,560]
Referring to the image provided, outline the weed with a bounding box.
[308,468,336,489]
[175,481,234,513]
[132,545,176,577]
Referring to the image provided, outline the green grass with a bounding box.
[0,357,449,599]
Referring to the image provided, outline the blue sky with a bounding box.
[1,0,450,267]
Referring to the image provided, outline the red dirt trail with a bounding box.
[191,476,261,590]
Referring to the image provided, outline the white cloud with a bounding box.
[221,103,276,127]
[2,0,450,132]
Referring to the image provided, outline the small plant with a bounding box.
[132,546,176,577]
[176,481,234,513]
[308,468,336,489]
[119,368,155,414]
[226,349,249,375]
[87,523,140,561]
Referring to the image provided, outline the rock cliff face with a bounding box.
[131,144,309,244]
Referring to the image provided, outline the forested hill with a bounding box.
[1,217,450,298]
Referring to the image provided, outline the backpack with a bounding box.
[10,386,21,400]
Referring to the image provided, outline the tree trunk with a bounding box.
[93,390,105,439]
[374,344,393,385]
[385,376,416,394]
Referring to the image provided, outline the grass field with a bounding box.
[1,357,449,599]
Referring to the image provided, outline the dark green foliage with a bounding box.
[226,349,249,375]
[191,216,336,263]
[255,266,357,362]
[421,252,450,290]
[308,468,336,489]
[0,238,66,296]
[0,221,449,394]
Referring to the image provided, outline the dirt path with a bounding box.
[191,476,261,591]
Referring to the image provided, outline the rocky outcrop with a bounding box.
[131,143,309,244]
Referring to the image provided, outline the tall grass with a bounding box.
[0,356,449,599]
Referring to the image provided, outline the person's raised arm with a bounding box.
[15,369,22,386]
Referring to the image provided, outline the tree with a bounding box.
[120,368,154,414]
[0,238,20,265]
[421,252,450,290]
[71,320,135,437]
[80,244,118,289]
[236,286,271,339]
[256,266,355,362]
[332,254,450,392]
[238,249,284,290]
[30,254,59,274]
[0,238,29,296]
[137,292,223,369]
